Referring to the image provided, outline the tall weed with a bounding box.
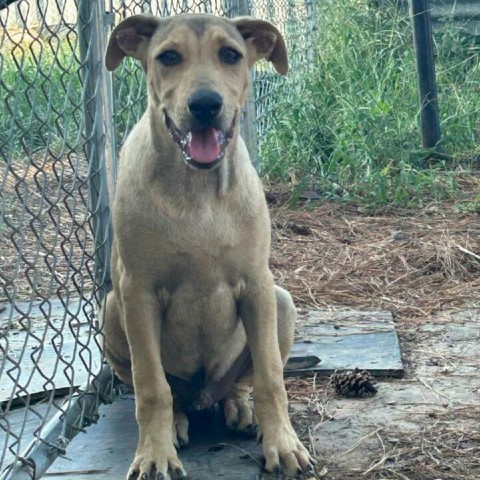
[260,0,479,206]
[0,37,83,159]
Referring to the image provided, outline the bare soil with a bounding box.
[264,179,480,480]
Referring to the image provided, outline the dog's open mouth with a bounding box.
[164,112,234,170]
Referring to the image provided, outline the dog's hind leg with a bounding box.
[101,291,134,386]
[223,286,296,435]
[274,286,297,365]
[172,398,190,449]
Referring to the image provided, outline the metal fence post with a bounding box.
[229,0,259,168]
[410,0,441,149]
[102,5,119,208]
[304,0,315,70]
[0,366,115,480]
[78,0,116,303]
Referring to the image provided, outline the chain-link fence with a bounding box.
[0,1,314,478]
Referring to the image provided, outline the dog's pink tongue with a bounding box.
[188,128,221,163]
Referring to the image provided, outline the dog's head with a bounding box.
[106,13,288,170]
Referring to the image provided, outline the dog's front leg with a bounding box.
[240,273,315,477]
[120,278,186,480]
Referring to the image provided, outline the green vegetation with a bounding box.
[0,36,145,159]
[1,1,478,208]
[259,0,479,207]
[0,35,83,158]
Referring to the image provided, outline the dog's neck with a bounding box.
[146,106,240,199]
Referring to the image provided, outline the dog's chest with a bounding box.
[116,174,269,282]
[152,195,255,253]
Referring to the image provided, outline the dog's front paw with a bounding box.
[224,389,257,437]
[261,424,316,477]
[127,436,187,480]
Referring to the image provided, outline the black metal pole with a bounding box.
[410,0,441,149]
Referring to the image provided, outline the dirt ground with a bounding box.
[264,180,480,480]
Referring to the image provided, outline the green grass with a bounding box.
[0,36,83,158]
[0,36,145,160]
[259,0,480,207]
[1,2,478,209]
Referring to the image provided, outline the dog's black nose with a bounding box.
[188,90,223,123]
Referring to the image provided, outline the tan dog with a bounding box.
[103,13,315,480]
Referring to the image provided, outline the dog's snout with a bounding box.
[188,90,223,123]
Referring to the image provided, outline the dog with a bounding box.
[103,13,315,480]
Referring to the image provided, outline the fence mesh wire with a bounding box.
[0,0,313,477]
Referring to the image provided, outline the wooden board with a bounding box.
[289,309,404,376]
[0,299,102,404]
[1,397,261,480]
[1,304,403,478]
[0,402,60,470]
[44,395,262,480]
[1,303,403,406]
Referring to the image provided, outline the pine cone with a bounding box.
[331,368,377,398]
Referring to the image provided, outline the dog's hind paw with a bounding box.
[223,389,257,437]
[172,411,189,449]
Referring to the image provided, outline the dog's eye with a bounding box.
[219,47,242,65]
[157,50,182,66]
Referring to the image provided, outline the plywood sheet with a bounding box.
[0,402,60,471]
[288,309,404,376]
[0,299,102,404]
[1,304,402,407]
[44,395,262,480]
[1,305,403,479]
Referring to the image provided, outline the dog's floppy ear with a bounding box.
[105,14,162,71]
[232,17,288,75]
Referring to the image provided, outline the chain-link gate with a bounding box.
[0,1,314,478]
